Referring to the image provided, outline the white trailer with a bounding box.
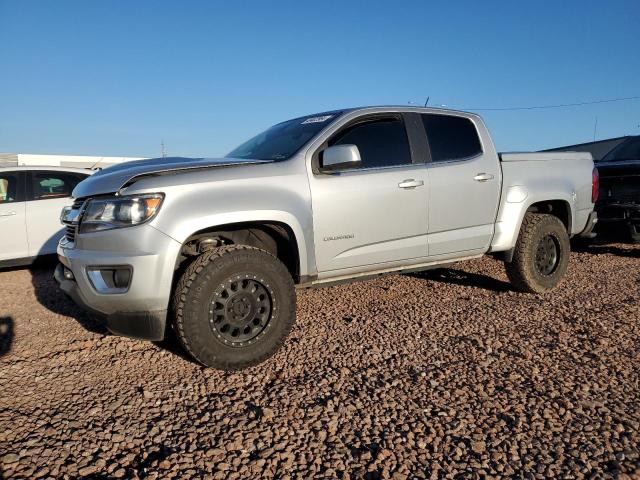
[0,153,145,170]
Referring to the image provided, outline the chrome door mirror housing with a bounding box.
[320,144,362,172]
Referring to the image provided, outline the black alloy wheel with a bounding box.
[534,234,560,276]
[209,276,273,347]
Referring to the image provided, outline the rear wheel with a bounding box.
[505,213,570,293]
[172,245,296,370]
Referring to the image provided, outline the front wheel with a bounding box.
[505,213,571,293]
[172,245,296,370]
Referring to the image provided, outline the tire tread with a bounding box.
[505,213,569,293]
[172,244,295,370]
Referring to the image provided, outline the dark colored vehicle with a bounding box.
[595,136,640,242]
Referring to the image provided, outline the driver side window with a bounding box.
[329,117,412,169]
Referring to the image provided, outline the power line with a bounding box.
[461,95,640,111]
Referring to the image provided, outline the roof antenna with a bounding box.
[89,157,105,171]
[161,139,167,158]
[424,97,430,107]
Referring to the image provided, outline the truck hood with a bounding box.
[73,156,271,198]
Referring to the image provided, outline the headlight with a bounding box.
[79,194,164,234]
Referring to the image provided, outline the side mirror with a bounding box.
[320,144,361,172]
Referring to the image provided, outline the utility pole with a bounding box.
[593,117,598,142]
[161,139,167,158]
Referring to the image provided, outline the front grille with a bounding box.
[63,197,87,244]
[65,225,77,243]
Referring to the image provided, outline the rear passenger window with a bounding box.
[31,172,88,200]
[421,114,482,162]
[0,174,19,203]
[329,117,412,169]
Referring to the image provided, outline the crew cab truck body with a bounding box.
[56,106,597,369]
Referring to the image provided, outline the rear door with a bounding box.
[0,171,28,261]
[309,114,429,274]
[421,113,501,257]
[25,170,89,256]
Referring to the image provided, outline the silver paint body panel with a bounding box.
[57,106,595,317]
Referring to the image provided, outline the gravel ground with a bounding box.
[1,242,639,479]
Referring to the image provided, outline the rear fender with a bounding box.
[490,188,574,252]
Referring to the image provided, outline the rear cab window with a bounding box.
[421,114,482,162]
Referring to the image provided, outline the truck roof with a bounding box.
[286,106,480,125]
[339,105,478,117]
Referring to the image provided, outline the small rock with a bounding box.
[471,441,486,454]
[2,453,19,464]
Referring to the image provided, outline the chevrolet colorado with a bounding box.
[56,106,598,369]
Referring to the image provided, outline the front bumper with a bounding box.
[55,263,167,340]
[55,224,182,341]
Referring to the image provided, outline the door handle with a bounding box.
[474,173,494,182]
[398,179,424,189]
[0,212,17,217]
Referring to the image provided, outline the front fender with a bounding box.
[122,160,316,277]
[158,210,311,276]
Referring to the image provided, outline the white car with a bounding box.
[0,166,93,267]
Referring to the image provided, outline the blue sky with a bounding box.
[1,0,639,157]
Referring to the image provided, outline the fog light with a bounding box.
[63,267,74,280]
[87,267,132,294]
[113,269,131,289]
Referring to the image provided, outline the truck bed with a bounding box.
[499,152,594,162]
[490,150,596,252]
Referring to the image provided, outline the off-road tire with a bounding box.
[172,244,296,370]
[505,213,570,293]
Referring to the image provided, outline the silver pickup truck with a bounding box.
[56,106,598,369]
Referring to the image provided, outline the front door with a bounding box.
[309,115,429,275]
[0,171,28,262]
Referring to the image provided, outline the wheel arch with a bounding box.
[492,197,573,262]
[174,218,306,284]
[525,199,572,233]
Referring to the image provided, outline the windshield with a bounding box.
[226,111,343,161]
[601,136,640,162]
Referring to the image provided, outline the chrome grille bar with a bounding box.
[61,197,88,244]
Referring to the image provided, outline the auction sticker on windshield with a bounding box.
[301,115,333,124]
